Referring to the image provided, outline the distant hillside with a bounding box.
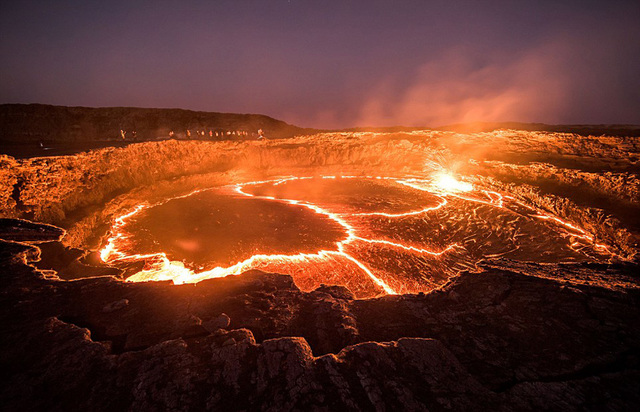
[339,126,430,133]
[341,122,640,137]
[436,122,640,137]
[0,104,317,144]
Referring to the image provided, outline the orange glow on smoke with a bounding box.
[99,173,619,295]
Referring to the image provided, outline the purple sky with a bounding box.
[1,0,639,128]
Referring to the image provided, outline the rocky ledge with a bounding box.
[1,219,639,411]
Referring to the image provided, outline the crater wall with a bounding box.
[1,131,638,259]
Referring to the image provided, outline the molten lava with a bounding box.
[100,174,619,298]
[432,173,474,192]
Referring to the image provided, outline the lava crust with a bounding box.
[1,130,640,410]
[1,224,639,410]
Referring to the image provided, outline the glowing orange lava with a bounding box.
[99,173,619,296]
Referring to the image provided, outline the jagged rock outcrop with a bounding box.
[1,220,638,410]
[0,217,65,242]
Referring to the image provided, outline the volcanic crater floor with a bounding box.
[100,175,618,297]
[2,131,640,410]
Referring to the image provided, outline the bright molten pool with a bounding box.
[101,175,615,297]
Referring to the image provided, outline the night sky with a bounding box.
[1,0,639,128]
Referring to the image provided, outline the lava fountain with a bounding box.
[100,173,618,298]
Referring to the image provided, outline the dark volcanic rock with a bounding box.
[0,217,65,242]
[1,221,639,411]
[0,238,40,263]
[33,240,123,280]
[0,103,316,146]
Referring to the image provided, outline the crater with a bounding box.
[100,175,619,297]
[2,129,639,411]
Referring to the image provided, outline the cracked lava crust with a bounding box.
[99,175,618,298]
[1,130,639,411]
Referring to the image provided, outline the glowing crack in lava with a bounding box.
[100,174,618,298]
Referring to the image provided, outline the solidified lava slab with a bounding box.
[246,177,444,213]
[123,190,346,268]
[104,176,622,297]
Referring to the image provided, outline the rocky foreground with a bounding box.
[1,220,639,411]
[1,130,639,410]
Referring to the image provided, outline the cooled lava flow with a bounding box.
[100,173,619,298]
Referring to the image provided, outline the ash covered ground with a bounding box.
[1,130,640,410]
